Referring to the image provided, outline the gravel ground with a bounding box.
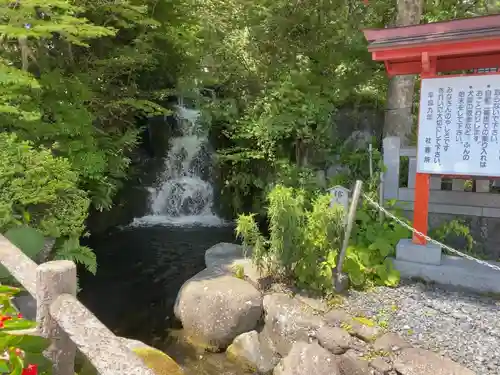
[341,280,500,374]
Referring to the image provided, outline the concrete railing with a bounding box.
[0,235,155,375]
[383,136,500,217]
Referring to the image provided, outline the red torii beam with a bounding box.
[363,14,500,245]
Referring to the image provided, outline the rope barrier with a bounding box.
[361,193,500,272]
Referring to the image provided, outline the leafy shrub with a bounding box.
[237,184,409,293]
[348,197,409,287]
[430,219,475,252]
[0,285,52,375]
[0,133,96,274]
[236,185,344,292]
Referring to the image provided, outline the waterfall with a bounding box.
[132,103,226,227]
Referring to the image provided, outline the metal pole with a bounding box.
[379,167,385,222]
[334,180,363,292]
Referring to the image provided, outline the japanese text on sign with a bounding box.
[417,75,500,177]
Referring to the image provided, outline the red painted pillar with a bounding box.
[412,64,434,246]
[412,172,429,244]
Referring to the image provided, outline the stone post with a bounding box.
[36,260,77,375]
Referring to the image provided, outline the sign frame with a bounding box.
[416,73,500,178]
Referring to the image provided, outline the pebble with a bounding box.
[342,281,500,375]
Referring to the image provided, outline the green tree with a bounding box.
[0,133,95,273]
[0,0,197,210]
[0,0,201,272]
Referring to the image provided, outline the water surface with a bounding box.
[78,224,253,374]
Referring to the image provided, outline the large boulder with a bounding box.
[205,243,249,268]
[174,267,263,350]
[394,348,476,375]
[273,341,340,375]
[204,242,265,288]
[227,330,280,374]
[261,293,325,356]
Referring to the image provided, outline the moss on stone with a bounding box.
[133,347,184,375]
[79,346,184,375]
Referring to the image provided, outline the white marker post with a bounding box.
[328,185,350,213]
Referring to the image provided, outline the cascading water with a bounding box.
[81,100,247,375]
[132,103,226,226]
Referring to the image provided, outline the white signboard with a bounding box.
[417,74,500,177]
[328,186,349,212]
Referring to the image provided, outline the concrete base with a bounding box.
[393,255,500,294]
[396,238,442,265]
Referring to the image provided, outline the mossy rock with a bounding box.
[131,347,184,375]
[78,338,184,375]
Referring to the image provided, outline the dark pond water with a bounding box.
[78,223,253,374]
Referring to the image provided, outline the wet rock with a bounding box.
[205,243,248,268]
[262,293,325,356]
[204,242,265,288]
[336,350,371,375]
[174,267,263,350]
[273,341,340,375]
[370,357,393,374]
[394,348,476,375]
[324,309,381,342]
[227,330,280,374]
[373,333,411,353]
[316,326,351,354]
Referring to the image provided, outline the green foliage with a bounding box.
[237,184,409,293]
[430,218,475,255]
[54,238,97,275]
[0,133,95,274]
[237,185,345,292]
[0,0,197,211]
[329,152,409,287]
[191,0,500,217]
[328,139,383,189]
[232,264,245,280]
[348,198,410,287]
[0,285,52,375]
[195,0,394,215]
[0,0,204,276]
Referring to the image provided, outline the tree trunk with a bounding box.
[384,0,424,146]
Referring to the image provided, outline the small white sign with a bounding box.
[417,74,500,177]
[328,186,349,212]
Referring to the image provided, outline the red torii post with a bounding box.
[363,15,500,246]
